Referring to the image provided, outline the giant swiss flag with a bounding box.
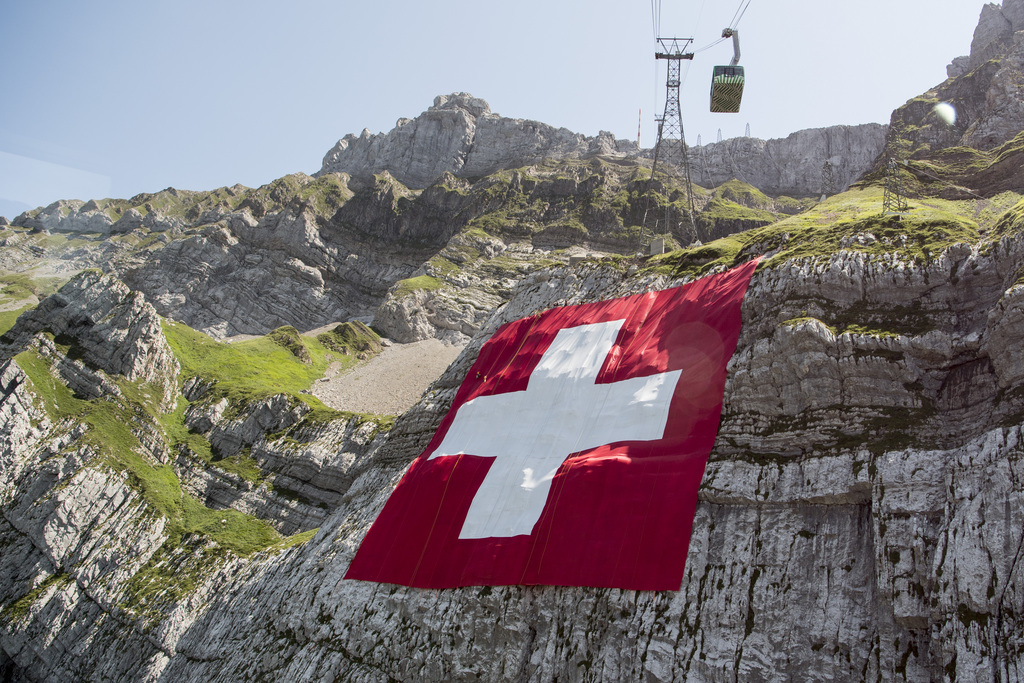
[346,259,758,590]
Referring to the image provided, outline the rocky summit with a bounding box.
[3,2,1024,681]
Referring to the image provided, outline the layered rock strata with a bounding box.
[4,216,1024,679]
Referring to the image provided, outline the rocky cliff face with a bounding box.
[5,161,809,343]
[967,0,1024,72]
[693,123,888,197]
[319,93,887,200]
[895,0,1024,162]
[3,193,1024,680]
[3,2,1024,680]
[319,93,640,191]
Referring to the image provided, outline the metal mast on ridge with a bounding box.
[643,37,699,247]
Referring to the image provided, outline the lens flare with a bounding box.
[934,102,957,126]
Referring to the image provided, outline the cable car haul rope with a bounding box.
[649,0,751,114]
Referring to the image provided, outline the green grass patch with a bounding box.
[428,255,463,277]
[0,305,32,336]
[163,318,388,442]
[464,227,492,240]
[698,197,777,224]
[157,398,215,459]
[178,495,278,554]
[274,527,318,551]
[648,234,746,278]
[780,317,838,335]
[994,197,1024,238]
[391,275,444,299]
[1,573,72,624]
[162,320,344,409]
[648,183,993,283]
[316,321,382,357]
[467,212,524,235]
[121,523,318,627]
[15,347,282,558]
[157,397,263,482]
[267,325,311,363]
[0,273,66,305]
[713,179,774,208]
[737,187,982,266]
[124,185,249,222]
[0,273,36,301]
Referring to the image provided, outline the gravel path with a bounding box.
[311,338,465,416]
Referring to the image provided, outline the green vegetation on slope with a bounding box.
[652,185,1019,280]
[994,197,1024,238]
[238,173,353,219]
[162,320,355,413]
[14,347,280,557]
[0,273,65,307]
[162,318,393,443]
[266,325,311,363]
[0,574,73,624]
[316,320,382,357]
[391,275,444,299]
[156,398,265,484]
[0,306,32,337]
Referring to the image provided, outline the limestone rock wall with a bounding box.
[0,274,393,681]
[116,204,424,339]
[319,93,638,191]
[0,270,180,408]
[178,395,391,536]
[969,0,1024,71]
[692,124,888,197]
[6,229,1024,680]
[319,93,887,199]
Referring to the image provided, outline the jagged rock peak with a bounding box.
[906,0,1024,154]
[430,92,491,117]
[947,0,1024,77]
[969,0,1024,70]
[317,92,639,190]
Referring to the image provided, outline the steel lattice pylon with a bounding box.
[642,37,699,247]
[820,160,836,201]
[882,126,909,216]
[882,159,909,215]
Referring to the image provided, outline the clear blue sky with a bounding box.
[0,0,989,219]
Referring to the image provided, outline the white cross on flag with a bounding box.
[346,260,758,590]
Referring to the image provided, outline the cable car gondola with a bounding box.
[710,29,744,113]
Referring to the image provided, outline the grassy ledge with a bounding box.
[14,346,282,559]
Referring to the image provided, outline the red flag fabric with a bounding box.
[345,259,758,590]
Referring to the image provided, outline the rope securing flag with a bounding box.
[345,259,759,590]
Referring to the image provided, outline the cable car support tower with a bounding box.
[642,37,699,248]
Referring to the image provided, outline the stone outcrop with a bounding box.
[320,93,887,199]
[901,0,1024,155]
[0,270,180,408]
[692,123,888,196]
[969,0,1024,71]
[2,4,1024,680]
[116,189,423,338]
[13,200,118,234]
[177,412,389,536]
[319,93,639,191]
